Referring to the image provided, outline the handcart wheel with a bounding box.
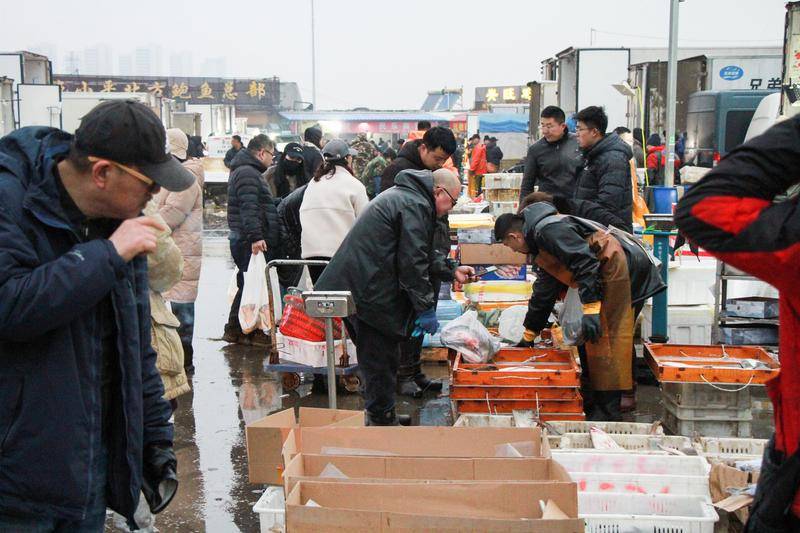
[281,372,301,391]
[341,374,361,393]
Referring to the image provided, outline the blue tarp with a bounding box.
[478,113,529,133]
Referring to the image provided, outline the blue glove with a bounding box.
[415,309,439,336]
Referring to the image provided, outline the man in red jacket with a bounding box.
[468,134,487,196]
[675,115,800,532]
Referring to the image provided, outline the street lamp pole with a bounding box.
[311,0,317,110]
[665,0,681,186]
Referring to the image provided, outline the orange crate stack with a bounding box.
[450,347,585,421]
[644,343,780,385]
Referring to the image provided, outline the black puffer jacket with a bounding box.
[227,149,280,253]
[315,170,437,338]
[520,202,665,332]
[380,140,423,192]
[573,133,633,233]
[486,142,504,166]
[520,132,582,200]
[276,185,307,287]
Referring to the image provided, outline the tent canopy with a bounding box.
[478,113,529,134]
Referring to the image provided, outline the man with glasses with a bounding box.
[379,127,462,397]
[0,99,195,530]
[573,106,634,232]
[519,106,584,202]
[316,168,474,425]
[224,134,281,345]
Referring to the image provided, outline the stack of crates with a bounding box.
[483,173,521,215]
[450,347,585,421]
[661,381,753,438]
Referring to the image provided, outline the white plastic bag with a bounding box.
[440,310,501,363]
[559,287,584,346]
[238,253,270,334]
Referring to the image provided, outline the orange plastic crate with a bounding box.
[644,343,780,385]
[450,386,581,401]
[453,399,584,414]
[451,349,581,389]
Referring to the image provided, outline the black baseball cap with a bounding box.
[74,99,195,192]
[283,142,304,159]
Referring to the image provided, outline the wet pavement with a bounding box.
[149,238,452,532]
[144,236,773,532]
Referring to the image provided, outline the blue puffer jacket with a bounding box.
[0,127,173,521]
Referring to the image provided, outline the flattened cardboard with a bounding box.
[283,426,545,466]
[245,407,362,484]
[286,480,583,532]
[283,453,572,494]
[459,243,528,265]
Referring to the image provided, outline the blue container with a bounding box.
[651,186,678,214]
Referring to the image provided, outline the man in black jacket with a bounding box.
[380,127,459,396]
[0,100,190,528]
[380,126,456,192]
[486,137,504,173]
[316,169,470,425]
[573,106,633,233]
[276,184,306,289]
[224,134,281,344]
[495,203,664,420]
[223,135,244,169]
[519,106,583,201]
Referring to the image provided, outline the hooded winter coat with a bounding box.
[0,127,173,521]
[574,133,634,232]
[154,157,204,303]
[315,170,438,338]
[520,202,665,333]
[226,149,280,257]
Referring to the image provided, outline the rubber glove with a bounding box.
[142,443,178,514]
[581,302,603,343]
[516,329,539,348]
[415,308,439,335]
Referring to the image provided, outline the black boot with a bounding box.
[397,375,423,398]
[182,341,195,374]
[365,408,411,426]
[413,364,443,394]
[588,391,623,422]
[222,322,244,344]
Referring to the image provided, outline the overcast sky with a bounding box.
[1,0,786,110]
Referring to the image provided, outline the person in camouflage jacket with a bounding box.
[350,134,377,178]
[360,148,396,198]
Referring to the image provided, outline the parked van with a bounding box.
[684,89,777,167]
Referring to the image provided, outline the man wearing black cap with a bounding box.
[301,125,324,183]
[0,99,192,529]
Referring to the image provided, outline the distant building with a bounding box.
[199,57,227,78]
[421,88,463,111]
[83,44,113,75]
[169,51,194,77]
[118,54,133,76]
[134,45,163,76]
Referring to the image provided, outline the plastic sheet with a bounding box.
[559,287,584,346]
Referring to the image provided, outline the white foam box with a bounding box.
[276,333,357,367]
[640,304,713,345]
[665,260,716,306]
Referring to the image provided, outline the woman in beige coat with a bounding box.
[145,203,191,403]
[155,129,204,373]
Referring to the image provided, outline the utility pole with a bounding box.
[665,0,681,187]
[311,0,317,110]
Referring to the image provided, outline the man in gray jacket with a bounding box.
[519,106,584,201]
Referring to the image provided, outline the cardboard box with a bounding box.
[459,243,528,265]
[245,407,363,484]
[283,453,572,494]
[467,264,527,281]
[283,426,548,465]
[286,480,583,532]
